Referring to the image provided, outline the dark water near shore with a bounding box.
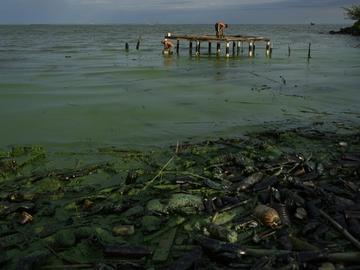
[0,24,359,150]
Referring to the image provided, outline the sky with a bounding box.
[0,0,359,24]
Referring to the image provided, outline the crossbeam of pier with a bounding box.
[166,34,270,43]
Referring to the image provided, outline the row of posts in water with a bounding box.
[181,40,272,58]
[125,40,312,59]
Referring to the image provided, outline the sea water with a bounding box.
[0,24,359,150]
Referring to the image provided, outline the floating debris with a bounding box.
[19,211,33,224]
[1,129,360,268]
[254,205,282,229]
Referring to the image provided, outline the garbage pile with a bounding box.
[0,129,359,269]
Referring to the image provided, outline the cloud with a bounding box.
[0,0,351,24]
[68,0,288,11]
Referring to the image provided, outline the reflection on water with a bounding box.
[0,24,359,149]
[163,54,174,67]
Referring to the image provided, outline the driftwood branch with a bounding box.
[319,209,360,250]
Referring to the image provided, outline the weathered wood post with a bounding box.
[125,42,129,51]
[195,41,201,55]
[189,41,193,55]
[253,43,256,55]
[216,42,221,56]
[307,43,311,60]
[136,40,140,50]
[237,41,241,56]
[226,42,230,57]
[249,41,254,57]
[232,41,236,56]
[288,44,291,57]
[176,40,180,55]
[208,42,212,55]
[241,42,244,54]
[266,41,270,57]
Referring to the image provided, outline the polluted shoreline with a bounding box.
[1,127,360,269]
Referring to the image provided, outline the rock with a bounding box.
[146,199,168,215]
[212,205,247,226]
[234,172,264,192]
[123,205,144,217]
[142,216,161,233]
[47,229,76,248]
[167,194,204,213]
[206,223,238,243]
[112,225,135,236]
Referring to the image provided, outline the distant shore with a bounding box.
[330,21,360,36]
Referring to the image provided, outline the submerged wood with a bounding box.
[319,209,360,250]
[104,245,152,259]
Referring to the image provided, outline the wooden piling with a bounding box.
[196,41,201,55]
[208,41,211,55]
[307,43,311,59]
[288,44,291,57]
[249,42,254,57]
[136,40,140,50]
[266,41,270,57]
[232,41,236,56]
[125,42,129,51]
[237,41,241,56]
[176,40,180,55]
[189,41,193,55]
[226,42,230,57]
[216,42,221,55]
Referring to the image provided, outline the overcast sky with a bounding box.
[1,0,359,24]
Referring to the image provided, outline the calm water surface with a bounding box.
[0,24,359,150]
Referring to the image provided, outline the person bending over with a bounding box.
[161,38,174,54]
[215,21,228,38]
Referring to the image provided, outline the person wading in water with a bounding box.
[161,38,174,54]
[215,21,228,38]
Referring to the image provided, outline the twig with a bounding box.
[175,140,180,154]
[142,156,174,190]
[218,199,252,213]
[319,209,360,250]
[164,170,209,181]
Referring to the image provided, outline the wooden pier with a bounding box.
[165,33,272,57]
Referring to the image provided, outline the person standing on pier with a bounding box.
[161,38,174,55]
[215,21,228,38]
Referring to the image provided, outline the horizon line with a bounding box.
[0,22,349,26]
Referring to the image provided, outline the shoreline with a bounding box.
[1,128,360,268]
